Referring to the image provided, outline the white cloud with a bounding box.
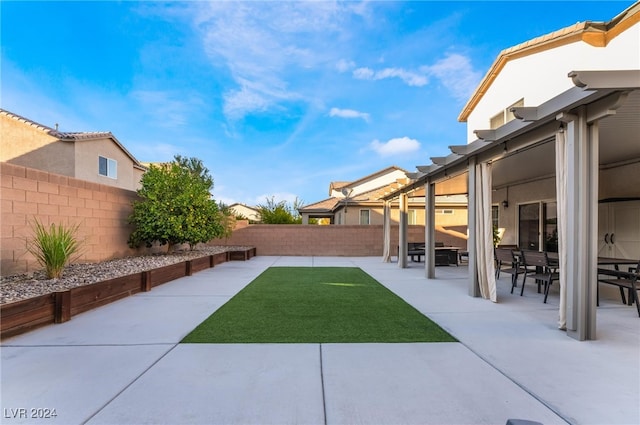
[130,90,203,127]
[190,2,367,120]
[422,53,481,101]
[329,107,370,122]
[370,137,420,156]
[336,59,356,73]
[353,66,427,87]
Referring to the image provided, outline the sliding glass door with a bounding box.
[518,201,558,252]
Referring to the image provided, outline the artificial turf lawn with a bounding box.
[182,267,456,343]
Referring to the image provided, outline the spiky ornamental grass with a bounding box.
[27,219,83,279]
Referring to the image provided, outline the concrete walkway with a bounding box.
[1,256,638,425]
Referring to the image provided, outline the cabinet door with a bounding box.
[598,203,611,257]
[611,201,640,259]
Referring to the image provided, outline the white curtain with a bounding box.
[556,129,568,330]
[382,200,391,262]
[475,162,497,302]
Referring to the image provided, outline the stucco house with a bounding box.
[384,2,640,340]
[0,109,146,191]
[229,203,261,222]
[300,166,418,225]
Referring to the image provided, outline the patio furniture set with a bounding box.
[494,247,639,316]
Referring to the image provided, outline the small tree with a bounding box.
[128,155,225,250]
[257,197,304,224]
[217,202,237,239]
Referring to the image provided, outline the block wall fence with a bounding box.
[1,162,141,275]
[209,222,467,257]
[1,162,468,276]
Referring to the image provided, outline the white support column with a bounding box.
[467,156,480,297]
[425,179,436,278]
[382,200,391,263]
[561,107,599,340]
[398,193,408,268]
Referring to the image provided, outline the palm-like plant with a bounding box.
[27,219,83,279]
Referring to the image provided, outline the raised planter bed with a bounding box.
[0,247,256,339]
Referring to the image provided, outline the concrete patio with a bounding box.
[1,256,638,425]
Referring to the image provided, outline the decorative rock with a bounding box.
[0,246,250,304]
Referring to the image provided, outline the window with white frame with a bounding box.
[359,209,370,225]
[408,209,417,225]
[490,98,524,129]
[98,156,117,179]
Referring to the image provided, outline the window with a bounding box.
[436,209,454,215]
[492,205,499,230]
[408,209,417,225]
[490,98,524,129]
[99,156,117,179]
[359,209,370,225]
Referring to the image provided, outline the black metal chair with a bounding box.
[494,248,524,293]
[519,250,559,303]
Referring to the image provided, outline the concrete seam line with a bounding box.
[457,340,572,425]
[319,343,328,425]
[81,343,180,425]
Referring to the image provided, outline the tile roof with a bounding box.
[299,197,341,212]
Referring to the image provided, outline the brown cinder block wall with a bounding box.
[1,162,468,276]
[210,224,467,256]
[1,162,140,275]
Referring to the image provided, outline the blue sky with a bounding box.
[1,1,633,206]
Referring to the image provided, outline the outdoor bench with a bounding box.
[597,266,640,317]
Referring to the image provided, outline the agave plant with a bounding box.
[27,219,83,279]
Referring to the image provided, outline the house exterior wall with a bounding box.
[0,162,140,276]
[492,177,556,247]
[230,204,261,221]
[492,161,640,247]
[599,161,640,199]
[74,138,139,191]
[0,113,75,176]
[466,24,640,142]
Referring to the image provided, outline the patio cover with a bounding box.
[382,70,640,340]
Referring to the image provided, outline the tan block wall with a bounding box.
[210,224,467,256]
[1,162,140,276]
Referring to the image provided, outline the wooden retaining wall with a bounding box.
[0,248,256,339]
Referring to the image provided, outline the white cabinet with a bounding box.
[598,200,640,259]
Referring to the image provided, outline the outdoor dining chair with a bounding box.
[519,250,560,303]
[494,248,525,293]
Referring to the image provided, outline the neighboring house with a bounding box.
[0,109,146,191]
[229,203,261,222]
[299,166,468,232]
[299,166,412,225]
[387,1,639,340]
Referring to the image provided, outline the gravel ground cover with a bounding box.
[0,246,251,304]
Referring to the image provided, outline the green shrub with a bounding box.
[27,219,83,279]
[128,156,227,250]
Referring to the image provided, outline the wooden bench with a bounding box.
[598,263,640,317]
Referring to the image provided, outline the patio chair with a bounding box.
[519,250,559,303]
[494,248,524,293]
